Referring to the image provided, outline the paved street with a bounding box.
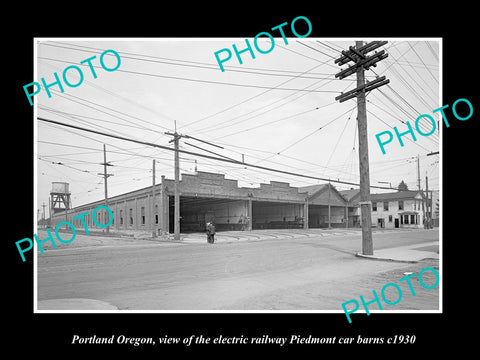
[36,228,440,311]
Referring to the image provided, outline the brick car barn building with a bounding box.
[50,171,353,235]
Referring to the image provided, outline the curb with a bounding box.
[355,252,419,263]
[37,298,119,311]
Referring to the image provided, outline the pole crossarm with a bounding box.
[335,76,389,103]
[335,50,388,79]
[335,41,388,66]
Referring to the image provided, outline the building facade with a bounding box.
[49,171,360,234]
[339,189,428,229]
[370,191,426,229]
[49,171,431,234]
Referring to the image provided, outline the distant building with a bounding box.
[50,171,360,234]
[49,171,434,234]
[299,184,351,228]
[340,189,429,229]
[338,188,361,227]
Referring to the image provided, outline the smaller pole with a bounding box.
[152,159,156,237]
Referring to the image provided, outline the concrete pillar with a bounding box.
[113,202,119,230]
[124,200,127,230]
[161,175,169,233]
[134,197,138,230]
[345,205,349,228]
[304,198,309,230]
[247,197,252,231]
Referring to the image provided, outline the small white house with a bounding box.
[340,189,427,229]
[371,191,426,229]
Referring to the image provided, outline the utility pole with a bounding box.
[335,40,389,256]
[151,159,157,238]
[417,154,421,191]
[425,175,430,229]
[98,144,113,233]
[165,131,181,241]
[327,181,331,229]
[174,132,180,241]
[48,199,51,228]
[64,187,69,230]
[165,129,225,240]
[42,202,46,228]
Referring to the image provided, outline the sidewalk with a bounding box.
[37,298,118,311]
[355,241,439,263]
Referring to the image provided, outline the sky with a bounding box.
[34,38,440,216]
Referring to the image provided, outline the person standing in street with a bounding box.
[206,222,216,244]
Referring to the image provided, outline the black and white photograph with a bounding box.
[33,37,441,314]
[6,6,476,356]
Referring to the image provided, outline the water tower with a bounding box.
[50,182,71,214]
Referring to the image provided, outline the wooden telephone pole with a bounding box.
[334,41,390,255]
[165,131,181,241]
[165,128,229,241]
[98,144,113,233]
[151,159,157,238]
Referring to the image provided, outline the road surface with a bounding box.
[37,228,440,311]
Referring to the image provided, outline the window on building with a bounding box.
[411,214,416,224]
[383,201,389,211]
[398,200,404,210]
[414,201,416,210]
[141,206,145,225]
[404,215,409,224]
[120,210,123,225]
[372,202,377,211]
[129,208,133,225]
[389,215,393,222]
[155,205,158,224]
[112,211,115,225]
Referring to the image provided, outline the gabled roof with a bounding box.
[298,183,347,206]
[299,184,328,196]
[371,190,424,201]
[338,189,425,206]
[339,189,361,203]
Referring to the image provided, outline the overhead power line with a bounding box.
[39,56,340,94]
[41,41,345,80]
[38,116,398,191]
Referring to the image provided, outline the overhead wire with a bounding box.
[39,56,340,94]
[408,43,439,84]
[322,107,356,176]
[37,116,400,190]
[37,39,439,199]
[38,58,177,131]
[178,55,341,131]
[41,41,345,80]
[253,105,356,166]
